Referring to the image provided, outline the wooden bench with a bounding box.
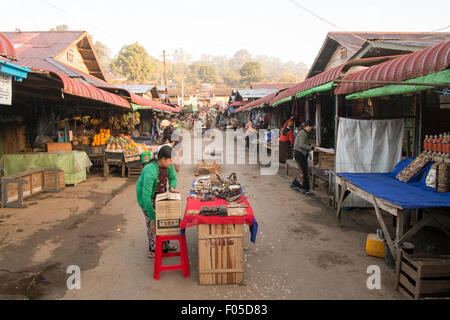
[1,168,64,208]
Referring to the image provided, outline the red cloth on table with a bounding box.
[180,196,254,229]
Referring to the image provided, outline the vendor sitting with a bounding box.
[136,145,179,258]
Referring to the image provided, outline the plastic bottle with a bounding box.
[438,134,443,153]
[424,135,429,152]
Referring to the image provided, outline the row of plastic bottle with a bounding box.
[423,133,450,158]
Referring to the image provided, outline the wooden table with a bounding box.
[335,174,450,263]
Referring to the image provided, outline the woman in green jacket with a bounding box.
[136,145,179,258]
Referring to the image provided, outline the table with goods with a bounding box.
[180,173,258,285]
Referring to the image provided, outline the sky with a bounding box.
[1,0,449,67]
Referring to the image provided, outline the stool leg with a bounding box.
[153,236,162,280]
[181,234,190,278]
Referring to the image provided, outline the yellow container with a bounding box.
[366,233,385,258]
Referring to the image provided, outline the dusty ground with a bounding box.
[1,152,418,300]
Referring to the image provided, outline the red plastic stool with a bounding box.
[153,234,190,280]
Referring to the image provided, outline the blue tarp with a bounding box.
[338,158,450,210]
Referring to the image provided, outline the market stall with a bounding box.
[179,174,258,285]
[335,157,450,261]
[1,150,92,185]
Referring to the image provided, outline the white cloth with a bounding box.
[336,118,405,207]
[336,118,404,173]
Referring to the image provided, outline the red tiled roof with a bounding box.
[236,92,278,113]
[0,33,17,60]
[335,40,450,95]
[43,69,130,108]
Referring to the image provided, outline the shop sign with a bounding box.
[67,49,74,62]
[0,74,12,105]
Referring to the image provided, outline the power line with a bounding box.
[288,0,372,44]
[39,0,128,46]
[430,25,450,32]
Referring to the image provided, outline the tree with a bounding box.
[197,65,217,84]
[93,41,112,73]
[230,49,252,71]
[110,42,154,82]
[277,71,298,82]
[239,61,263,86]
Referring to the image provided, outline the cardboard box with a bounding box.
[318,153,335,170]
[155,192,182,236]
[46,142,72,152]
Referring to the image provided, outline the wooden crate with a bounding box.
[155,192,182,236]
[198,224,244,285]
[47,143,72,152]
[43,170,65,190]
[127,165,143,178]
[1,168,63,208]
[318,153,335,170]
[395,249,450,299]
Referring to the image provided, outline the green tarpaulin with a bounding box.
[346,69,450,100]
[1,151,92,185]
[271,96,292,108]
[295,81,335,99]
[270,81,335,107]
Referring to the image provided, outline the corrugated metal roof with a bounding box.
[42,69,130,108]
[269,56,398,106]
[236,89,278,99]
[335,40,450,95]
[1,31,84,66]
[236,92,278,113]
[229,101,246,107]
[116,84,156,94]
[0,33,16,60]
[308,32,450,78]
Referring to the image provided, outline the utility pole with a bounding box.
[163,50,169,103]
[181,77,184,109]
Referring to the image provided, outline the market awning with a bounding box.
[269,56,401,107]
[235,92,278,113]
[229,101,246,108]
[345,69,450,100]
[335,40,450,96]
[0,33,17,60]
[43,70,131,108]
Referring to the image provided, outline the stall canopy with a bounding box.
[40,69,131,108]
[235,92,278,113]
[0,33,30,82]
[335,40,450,99]
[269,56,399,107]
[0,33,17,60]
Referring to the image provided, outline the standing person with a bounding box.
[279,118,294,163]
[291,120,317,195]
[136,145,179,258]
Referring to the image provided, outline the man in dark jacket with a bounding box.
[290,120,317,195]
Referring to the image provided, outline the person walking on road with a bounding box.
[290,120,317,195]
[136,145,179,258]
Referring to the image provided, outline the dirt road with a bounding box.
[1,154,403,299]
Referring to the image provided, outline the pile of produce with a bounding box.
[105,134,149,154]
[92,129,111,146]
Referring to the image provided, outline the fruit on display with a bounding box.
[105,134,149,154]
[92,129,111,146]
